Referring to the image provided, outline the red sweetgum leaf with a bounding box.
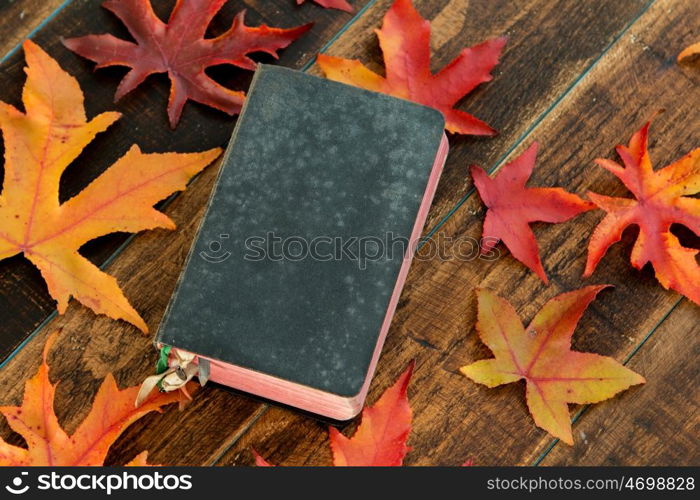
[584,121,700,305]
[329,361,413,466]
[64,0,312,128]
[251,448,274,466]
[317,0,505,135]
[253,362,414,466]
[472,143,595,283]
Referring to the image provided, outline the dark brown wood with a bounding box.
[0,0,366,361]
[0,0,698,467]
[540,299,700,466]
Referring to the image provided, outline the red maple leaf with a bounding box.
[472,143,595,283]
[63,0,312,127]
[254,362,414,466]
[584,121,700,304]
[317,0,505,135]
[297,0,353,12]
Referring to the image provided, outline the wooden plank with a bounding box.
[0,0,67,57]
[215,0,700,465]
[539,299,700,466]
[0,0,367,361]
[309,0,652,233]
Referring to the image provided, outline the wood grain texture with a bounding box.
[0,0,365,360]
[0,0,698,467]
[0,0,67,57]
[540,299,700,466]
[216,0,700,466]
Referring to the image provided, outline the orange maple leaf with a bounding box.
[0,41,221,331]
[472,143,595,283]
[253,361,414,466]
[584,122,700,305]
[678,42,700,63]
[461,286,644,445]
[317,0,506,135]
[0,332,190,465]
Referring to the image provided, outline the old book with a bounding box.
[156,64,447,419]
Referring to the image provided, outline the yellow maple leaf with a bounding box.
[0,41,221,331]
[461,286,644,445]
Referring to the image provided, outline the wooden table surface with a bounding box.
[0,0,698,466]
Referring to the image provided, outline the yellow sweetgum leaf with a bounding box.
[461,286,644,445]
[0,41,221,331]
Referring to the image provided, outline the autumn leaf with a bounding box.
[297,0,353,12]
[251,448,274,466]
[678,42,700,63]
[330,361,413,466]
[64,0,312,128]
[254,362,414,466]
[461,286,644,445]
[0,41,221,331]
[472,143,595,283]
[317,0,505,135]
[584,122,700,305]
[0,332,190,466]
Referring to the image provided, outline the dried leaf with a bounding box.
[254,362,414,466]
[584,122,700,305]
[297,0,353,12]
[317,0,505,135]
[64,0,312,127]
[329,361,413,466]
[461,286,644,445]
[472,143,595,283]
[0,332,190,465]
[678,42,700,63]
[0,41,221,331]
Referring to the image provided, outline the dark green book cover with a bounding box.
[157,64,447,419]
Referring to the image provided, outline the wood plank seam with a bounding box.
[302,0,380,70]
[205,404,269,466]
[0,0,75,63]
[532,296,686,465]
